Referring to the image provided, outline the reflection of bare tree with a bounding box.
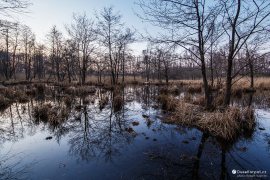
[192,133,209,179]
[0,151,36,180]
[220,148,227,180]
[68,92,135,162]
[0,102,37,145]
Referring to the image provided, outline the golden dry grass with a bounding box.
[163,98,256,140]
[199,107,241,139]
[64,86,96,96]
[157,94,178,111]
[171,77,270,92]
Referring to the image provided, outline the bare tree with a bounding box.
[220,0,270,106]
[97,6,123,85]
[33,44,45,80]
[66,13,97,85]
[136,0,221,109]
[47,26,63,82]
[21,25,35,81]
[115,28,135,83]
[62,39,77,83]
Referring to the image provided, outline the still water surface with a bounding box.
[0,86,270,179]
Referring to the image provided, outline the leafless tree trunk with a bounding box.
[137,0,221,109]
[221,0,270,106]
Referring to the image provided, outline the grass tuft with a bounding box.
[164,99,256,140]
[33,103,69,126]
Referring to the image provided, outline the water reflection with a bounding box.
[0,85,269,179]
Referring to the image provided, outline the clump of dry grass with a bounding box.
[242,107,256,130]
[64,86,76,94]
[159,87,169,94]
[64,86,96,96]
[63,96,73,107]
[174,79,203,86]
[160,85,180,95]
[164,101,202,125]
[213,93,224,107]
[164,99,256,140]
[187,85,202,93]
[99,96,109,110]
[231,88,243,98]
[33,103,51,121]
[33,103,69,126]
[0,94,12,110]
[192,95,205,106]
[199,107,241,139]
[199,107,256,140]
[157,94,178,111]
[0,87,30,108]
[183,93,193,103]
[35,84,45,95]
[25,86,37,96]
[113,95,123,112]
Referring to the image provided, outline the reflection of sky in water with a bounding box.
[0,86,270,179]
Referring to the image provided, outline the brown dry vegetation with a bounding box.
[0,86,31,110]
[64,86,96,96]
[99,96,109,110]
[113,95,123,112]
[33,103,69,126]
[112,86,124,111]
[158,94,178,111]
[171,77,270,93]
[159,94,256,140]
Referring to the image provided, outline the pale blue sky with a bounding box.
[17,0,151,54]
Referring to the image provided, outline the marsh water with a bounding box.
[0,85,270,180]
